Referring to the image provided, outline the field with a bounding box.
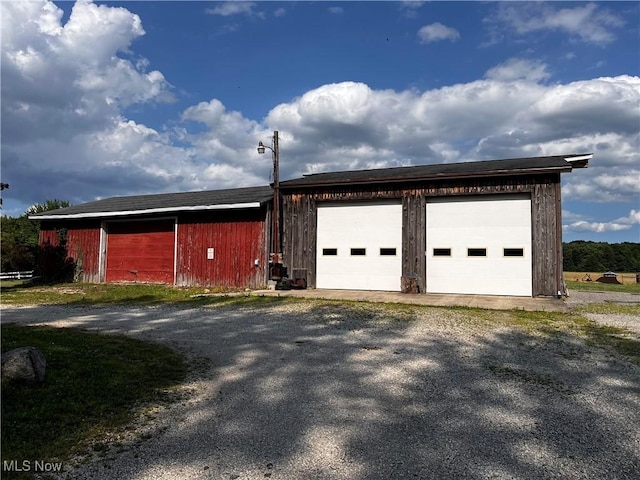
[564,271,638,285]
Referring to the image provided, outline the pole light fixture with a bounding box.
[257,131,282,279]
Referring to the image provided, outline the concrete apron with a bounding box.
[251,288,569,312]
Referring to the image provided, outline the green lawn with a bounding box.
[565,279,640,294]
[0,280,245,306]
[1,324,187,478]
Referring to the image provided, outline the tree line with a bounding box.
[562,241,640,273]
[1,200,70,274]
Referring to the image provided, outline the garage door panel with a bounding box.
[428,228,530,247]
[426,195,532,296]
[106,220,176,284]
[317,203,401,291]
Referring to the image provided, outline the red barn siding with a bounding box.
[39,221,101,282]
[176,209,267,288]
[67,224,101,282]
[106,220,175,284]
[39,227,60,247]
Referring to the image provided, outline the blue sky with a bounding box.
[2,1,639,243]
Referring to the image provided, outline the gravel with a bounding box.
[2,298,639,480]
[566,290,640,334]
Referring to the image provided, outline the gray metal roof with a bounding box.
[31,186,274,220]
[279,154,590,189]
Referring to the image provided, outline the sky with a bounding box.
[1,0,639,243]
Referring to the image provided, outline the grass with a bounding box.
[577,302,640,315]
[566,279,640,294]
[1,324,187,478]
[496,308,640,364]
[564,271,640,293]
[0,280,255,307]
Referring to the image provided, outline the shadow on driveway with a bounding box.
[2,301,639,479]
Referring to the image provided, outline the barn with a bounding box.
[31,153,589,297]
[279,154,590,297]
[31,186,273,288]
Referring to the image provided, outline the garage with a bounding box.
[426,194,532,296]
[105,219,176,284]
[316,202,402,291]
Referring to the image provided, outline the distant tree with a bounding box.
[1,215,39,272]
[563,241,640,272]
[1,199,71,273]
[26,199,70,215]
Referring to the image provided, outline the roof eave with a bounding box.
[29,201,266,220]
[280,165,572,190]
[565,154,591,169]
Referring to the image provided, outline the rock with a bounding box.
[1,347,47,385]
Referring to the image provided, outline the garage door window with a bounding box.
[504,248,524,257]
[380,248,397,256]
[350,248,366,256]
[467,248,487,257]
[322,248,338,256]
[433,248,451,257]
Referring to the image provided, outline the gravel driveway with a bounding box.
[2,297,639,480]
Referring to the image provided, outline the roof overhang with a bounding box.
[30,201,262,220]
[565,154,591,169]
[280,154,592,190]
[280,166,572,189]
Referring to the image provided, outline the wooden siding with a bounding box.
[39,221,102,282]
[402,193,427,292]
[282,194,315,287]
[530,181,563,296]
[175,209,267,288]
[105,220,175,284]
[281,174,563,296]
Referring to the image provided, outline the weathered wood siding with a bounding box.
[39,221,102,282]
[175,209,268,288]
[402,193,427,291]
[530,181,563,297]
[281,174,563,296]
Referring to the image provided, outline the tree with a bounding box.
[1,200,71,273]
[26,199,70,215]
[563,241,640,272]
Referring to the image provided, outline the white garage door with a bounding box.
[426,195,532,296]
[316,202,402,291]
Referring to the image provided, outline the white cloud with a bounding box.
[485,58,549,83]
[1,0,179,203]
[1,0,171,147]
[206,2,260,17]
[328,7,343,15]
[489,3,624,45]
[400,1,425,18]
[2,0,638,228]
[274,8,286,18]
[616,210,640,225]
[401,1,425,8]
[563,209,640,233]
[418,23,460,44]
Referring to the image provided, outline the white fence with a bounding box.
[0,270,34,280]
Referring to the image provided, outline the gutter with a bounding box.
[29,201,263,220]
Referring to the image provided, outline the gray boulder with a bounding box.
[1,347,47,385]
